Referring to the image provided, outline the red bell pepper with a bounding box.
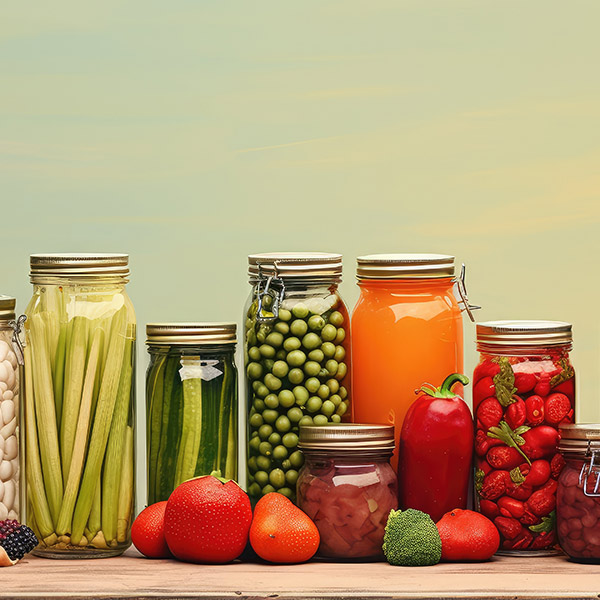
[398,373,474,522]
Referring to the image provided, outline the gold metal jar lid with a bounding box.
[146,322,237,346]
[356,253,455,279]
[30,253,129,284]
[299,423,395,454]
[477,320,572,348]
[248,252,343,283]
[0,296,16,321]
[559,424,600,456]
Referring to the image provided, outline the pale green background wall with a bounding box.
[2,1,599,493]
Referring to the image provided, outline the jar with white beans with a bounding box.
[0,296,22,522]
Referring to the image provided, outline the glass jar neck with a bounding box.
[147,344,236,355]
[33,280,128,292]
[252,279,339,293]
[303,451,393,463]
[358,277,454,292]
[478,343,572,357]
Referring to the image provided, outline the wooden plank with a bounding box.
[2,548,600,600]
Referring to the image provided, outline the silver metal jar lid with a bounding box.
[248,252,343,283]
[299,423,395,454]
[146,322,237,346]
[476,320,572,348]
[559,424,600,456]
[356,253,455,280]
[0,296,16,321]
[30,253,130,284]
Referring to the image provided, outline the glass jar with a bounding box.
[244,253,351,504]
[297,424,397,560]
[557,424,600,563]
[474,320,574,554]
[23,254,136,558]
[146,323,238,504]
[352,254,473,470]
[0,296,24,521]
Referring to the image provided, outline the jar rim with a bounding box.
[30,253,129,284]
[476,320,572,348]
[356,253,455,280]
[298,423,395,453]
[559,424,600,456]
[248,252,342,283]
[0,295,16,321]
[146,322,237,346]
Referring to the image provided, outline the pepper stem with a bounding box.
[419,373,469,399]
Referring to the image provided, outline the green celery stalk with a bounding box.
[195,377,216,476]
[29,314,64,524]
[40,287,61,375]
[52,322,68,429]
[147,353,167,504]
[101,334,134,543]
[174,376,203,486]
[116,426,134,543]
[70,307,127,545]
[224,369,238,480]
[216,360,231,472]
[88,479,101,540]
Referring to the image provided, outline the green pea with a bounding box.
[269,434,282,447]
[247,362,263,380]
[287,350,307,367]
[326,359,339,376]
[329,311,344,327]
[290,319,308,337]
[298,415,313,427]
[292,303,309,319]
[278,308,292,322]
[264,374,282,391]
[279,389,296,408]
[283,337,302,352]
[336,401,348,416]
[262,294,274,308]
[304,361,321,377]
[248,346,261,361]
[249,413,264,428]
[275,415,291,432]
[248,482,261,497]
[292,386,309,404]
[278,487,293,498]
[302,333,321,350]
[272,360,289,378]
[256,330,266,344]
[285,469,299,486]
[255,470,269,486]
[281,459,292,470]
[262,358,274,373]
[331,414,342,423]
[305,377,320,393]
[308,315,326,331]
[335,362,348,381]
[325,379,339,394]
[262,409,279,424]
[255,384,269,398]
[247,456,258,473]
[321,400,335,416]
[275,349,287,360]
[313,414,329,425]
[289,450,304,469]
[335,327,346,344]
[317,384,330,399]
[253,398,266,412]
[256,455,271,470]
[330,393,342,407]
[288,368,304,384]
[339,386,348,399]
[266,332,284,348]
[269,468,286,489]
[307,396,323,413]
[245,317,254,330]
[308,349,324,363]
[250,429,259,438]
[247,330,257,346]
[282,432,299,448]
[274,321,290,335]
[264,393,279,409]
[259,441,273,456]
[287,407,303,423]
[321,324,337,342]
[321,342,336,358]
[249,435,261,452]
[259,344,276,358]
[258,424,274,439]
[262,484,276,495]
[272,445,288,460]
[334,345,346,362]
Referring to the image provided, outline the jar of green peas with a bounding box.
[244,253,351,504]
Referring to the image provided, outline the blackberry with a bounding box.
[0,520,38,561]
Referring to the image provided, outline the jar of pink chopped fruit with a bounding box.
[297,424,397,560]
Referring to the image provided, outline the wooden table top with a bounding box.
[2,548,600,600]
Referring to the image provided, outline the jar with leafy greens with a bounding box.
[24,254,136,558]
[146,323,238,504]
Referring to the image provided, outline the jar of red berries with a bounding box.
[557,424,600,563]
[473,320,574,554]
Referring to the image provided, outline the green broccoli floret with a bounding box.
[382,508,442,567]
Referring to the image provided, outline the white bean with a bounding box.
[0,435,4,453]
[0,417,16,438]
[3,480,14,511]
[3,390,13,404]
[4,436,17,461]
[7,352,17,371]
[1,400,14,425]
[8,510,17,520]
[6,367,15,391]
[0,382,5,393]
[11,458,18,479]
[0,460,13,480]
[0,362,7,383]
[0,480,4,502]
[0,341,8,363]
[0,503,8,520]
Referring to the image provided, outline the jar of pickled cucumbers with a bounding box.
[24,254,136,558]
[474,320,574,554]
[146,323,238,504]
[244,253,351,504]
[297,424,397,560]
[0,296,24,522]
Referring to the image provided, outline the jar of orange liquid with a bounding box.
[351,254,477,469]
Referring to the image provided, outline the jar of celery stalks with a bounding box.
[24,254,136,558]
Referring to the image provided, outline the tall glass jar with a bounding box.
[297,424,397,560]
[474,320,574,554]
[557,424,600,563]
[352,254,471,470]
[24,254,136,558]
[0,296,23,521]
[146,323,238,504]
[244,253,351,505]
